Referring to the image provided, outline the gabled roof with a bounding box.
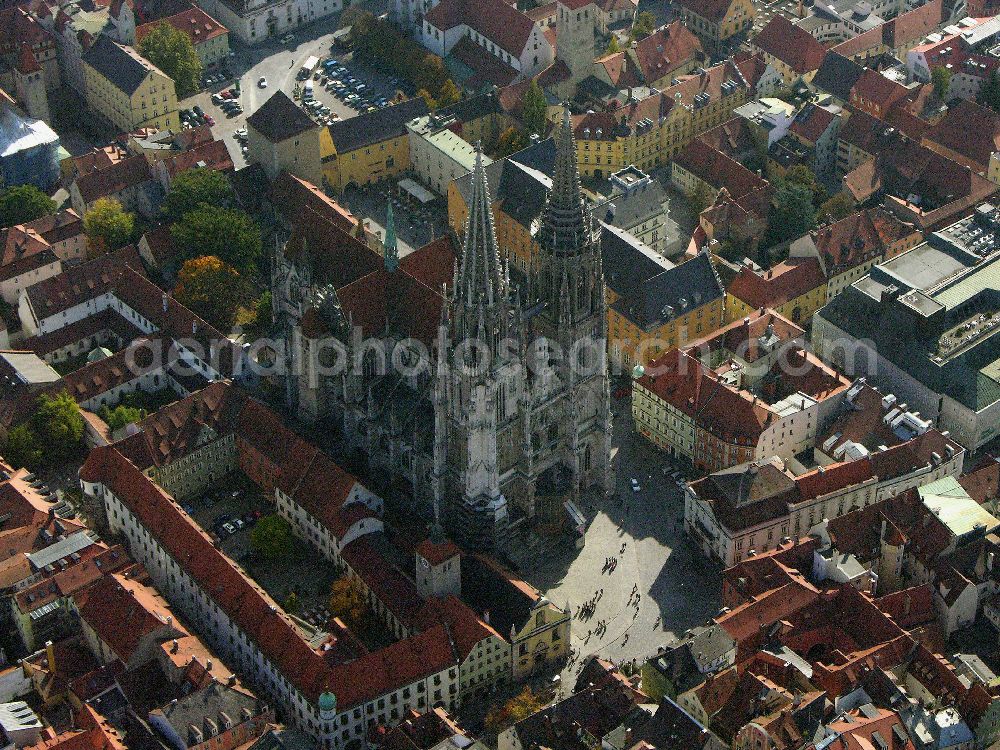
[923,99,1000,171]
[752,16,825,74]
[674,0,737,23]
[726,257,826,309]
[82,35,163,95]
[246,92,317,144]
[326,97,427,155]
[73,154,152,205]
[811,51,864,101]
[134,6,227,47]
[424,0,537,57]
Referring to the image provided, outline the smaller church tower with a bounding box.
[555,0,597,94]
[414,536,461,599]
[14,44,49,124]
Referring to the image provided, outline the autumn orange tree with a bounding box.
[329,576,368,629]
[484,687,543,733]
[173,255,245,331]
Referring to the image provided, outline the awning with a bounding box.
[398,178,435,204]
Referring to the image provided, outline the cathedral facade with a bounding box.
[272,110,613,551]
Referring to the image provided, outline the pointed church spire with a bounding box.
[384,202,398,273]
[539,106,588,259]
[458,142,505,309]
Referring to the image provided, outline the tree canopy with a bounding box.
[3,425,42,470]
[631,11,656,39]
[162,168,234,221]
[485,688,544,732]
[522,79,547,136]
[99,404,146,431]
[980,71,1000,112]
[606,35,621,55]
[0,185,56,228]
[83,198,136,255]
[329,576,368,629]
[138,22,203,97]
[250,514,293,561]
[783,165,827,208]
[496,127,529,157]
[765,182,817,247]
[170,205,262,272]
[931,66,951,101]
[33,391,85,463]
[174,256,245,331]
[818,192,856,224]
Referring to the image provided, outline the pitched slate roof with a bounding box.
[326,97,427,155]
[246,92,317,144]
[811,51,864,101]
[82,35,163,95]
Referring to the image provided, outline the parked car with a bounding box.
[221,522,237,536]
[211,93,224,105]
[258,76,268,88]
[630,478,641,492]
[204,115,215,126]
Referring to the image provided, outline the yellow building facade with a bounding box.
[82,37,179,133]
[574,62,749,179]
[724,284,827,326]
[511,599,570,681]
[609,293,724,367]
[676,0,754,48]
[321,98,428,193]
[321,130,412,193]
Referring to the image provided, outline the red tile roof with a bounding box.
[674,138,768,198]
[923,99,1000,171]
[73,155,151,206]
[134,6,227,47]
[80,443,459,708]
[424,0,537,57]
[752,16,825,74]
[726,257,825,309]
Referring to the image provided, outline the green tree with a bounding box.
[605,35,622,55]
[784,165,827,207]
[174,256,245,330]
[170,206,262,272]
[765,182,817,246]
[284,591,301,615]
[414,54,449,98]
[979,71,1000,112]
[250,514,293,561]
[416,88,437,110]
[436,79,461,107]
[0,185,56,228]
[98,404,145,431]
[818,192,856,223]
[3,424,42,470]
[631,11,656,39]
[931,66,951,101]
[250,291,273,336]
[497,126,529,157]
[83,198,135,254]
[162,168,234,221]
[138,22,203,97]
[32,391,84,463]
[522,78,547,136]
[689,181,716,215]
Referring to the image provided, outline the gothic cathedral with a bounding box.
[272,108,613,551]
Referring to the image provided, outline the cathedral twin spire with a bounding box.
[457,145,507,311]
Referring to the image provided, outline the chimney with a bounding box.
[192,320,197,334]
[162,293,168,312]
[171,639,179,653]
[904,593,911,615]
[206,659,212,671]
[45,640,55,673]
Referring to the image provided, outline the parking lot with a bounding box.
[176,21,401,168]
